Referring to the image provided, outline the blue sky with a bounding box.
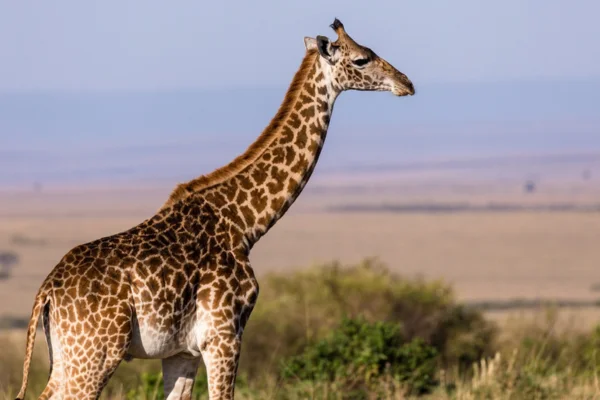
[1,1,599,187]
[1,0,599,92]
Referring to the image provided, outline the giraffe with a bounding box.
[16,19,414,400]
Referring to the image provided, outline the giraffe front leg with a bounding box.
[200,332,242,400]
[162,354,202,400]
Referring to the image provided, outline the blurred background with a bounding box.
[1,1,599,398]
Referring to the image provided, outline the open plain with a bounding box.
[2,165,599,325]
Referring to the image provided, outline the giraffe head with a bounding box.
[304,19,415,97]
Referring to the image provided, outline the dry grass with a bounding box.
[2,329,600,400]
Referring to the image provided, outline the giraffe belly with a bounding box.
[127,316,200,359]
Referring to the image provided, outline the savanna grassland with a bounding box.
[1,172,599,399]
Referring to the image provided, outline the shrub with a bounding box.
[281,317,439,396]
[240,259,496,379]
[0,250,19,280]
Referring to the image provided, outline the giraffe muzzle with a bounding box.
[392,74,415,97]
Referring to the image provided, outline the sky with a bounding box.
[1,1,599,187]
[1,0,599,92]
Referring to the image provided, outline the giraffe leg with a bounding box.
[38,309,65,400]
[200,332,242,400]
[61,345,126,400]
[38,356,64,400]
[162,354,202,400]
[58,301,132,399]
[194,259,257,399]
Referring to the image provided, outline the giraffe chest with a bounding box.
[127,283,200,358]
[127,315,198,359]
[126,303,222,360]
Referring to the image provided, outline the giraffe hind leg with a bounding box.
[56,302,133,399]
[60,338,128,400]
[38,303,65,400]
[162,353,201,400]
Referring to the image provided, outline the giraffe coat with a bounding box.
[16,18,414,400]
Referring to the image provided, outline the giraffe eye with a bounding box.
[352,58,369,67]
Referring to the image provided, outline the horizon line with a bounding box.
[1,77,600,96]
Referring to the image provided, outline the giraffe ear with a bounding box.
[316,35,336,65]
[304,37,318,51]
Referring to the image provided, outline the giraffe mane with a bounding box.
[160,49,320,210]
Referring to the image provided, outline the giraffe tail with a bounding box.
[15,284,50,400]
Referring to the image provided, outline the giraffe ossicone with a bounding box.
[16,19,414,400]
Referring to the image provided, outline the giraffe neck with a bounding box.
[239,53,338,243]
[163,50,340,246]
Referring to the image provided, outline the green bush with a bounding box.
[240,259,496,379]
[281,317,439,396]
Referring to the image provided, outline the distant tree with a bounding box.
[0,251,19,280]
[524,180,536,194]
